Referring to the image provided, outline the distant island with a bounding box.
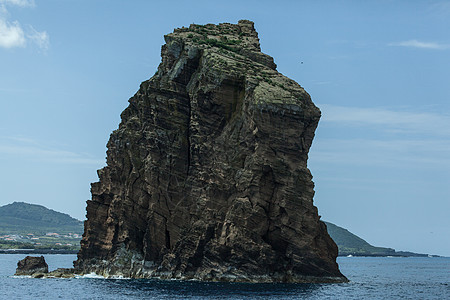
[0,202,82,253]
[323,221,437,257]
[0,202,436,257]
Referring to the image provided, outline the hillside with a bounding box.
[0,202,83,235]
[324,221,429,257]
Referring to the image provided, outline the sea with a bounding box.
[0,254,448,299]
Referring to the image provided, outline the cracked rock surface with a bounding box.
[74,20,347,283]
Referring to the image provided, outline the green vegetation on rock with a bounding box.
[191,36,241,52]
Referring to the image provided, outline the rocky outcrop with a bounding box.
[75,20,347,283]
[14,256,76,278]
[15,256,48,277]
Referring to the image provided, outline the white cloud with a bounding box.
[0,0,47,50]
[389,39,449,50]
[319,104,450,137]
[0,18,25,48]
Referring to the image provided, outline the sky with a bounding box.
[0,0,449,256]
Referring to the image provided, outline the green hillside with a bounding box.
[0,202,83,235]
[324,221,428,256]
[324,221,395,256]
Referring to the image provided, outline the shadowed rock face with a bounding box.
[74,20,347,283]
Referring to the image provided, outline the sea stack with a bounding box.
[15,256,48,277]
[75,20,347,283]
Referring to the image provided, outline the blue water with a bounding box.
[1,254,448,299]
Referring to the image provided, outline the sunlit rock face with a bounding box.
[74,20,347,283]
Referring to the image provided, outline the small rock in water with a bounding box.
[15,256,48,276]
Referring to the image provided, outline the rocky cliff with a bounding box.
[74,20,347,283]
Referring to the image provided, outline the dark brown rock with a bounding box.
[74,20,347,283]
[15,256,48,276]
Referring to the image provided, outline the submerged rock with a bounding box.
[15,256,48,276]
[75,20,347,283]
[46,268,76,278]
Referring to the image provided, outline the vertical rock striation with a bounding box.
[75,20,347,283]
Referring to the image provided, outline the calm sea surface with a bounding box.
[0,254,448,299]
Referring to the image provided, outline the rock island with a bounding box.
[74,20,347,283]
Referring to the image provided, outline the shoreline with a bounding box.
[0,249,78,254]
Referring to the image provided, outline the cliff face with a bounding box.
[75,20,347,283]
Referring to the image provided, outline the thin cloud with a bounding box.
[0,136,104,165]
[0,0,35,7]
[428,1,450,18]
[319,104,450,137]
[310,138,450,168]
[312,80,333,86]
[27,25,49,51]
[389,39,449,50]
[310,105,450,169]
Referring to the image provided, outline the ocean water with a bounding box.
[1,254,448,299]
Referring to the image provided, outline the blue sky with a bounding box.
[1,0,449,256]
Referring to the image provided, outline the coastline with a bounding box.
[0,249,78,255]
[1,249,441,258]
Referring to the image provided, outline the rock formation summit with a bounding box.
[75,20,347,283]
